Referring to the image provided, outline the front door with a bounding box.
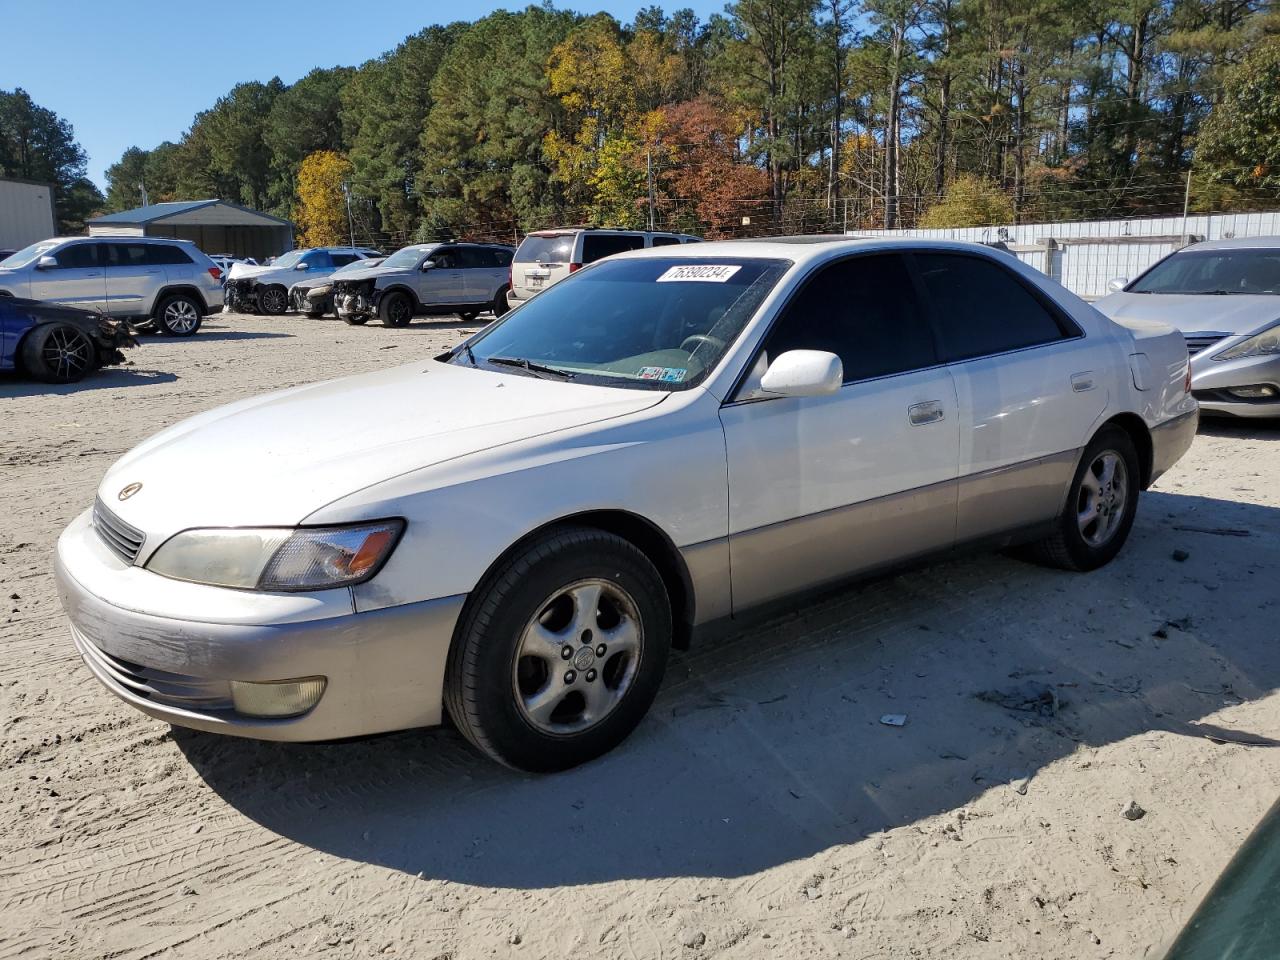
[720,252,960,612]
[418,249,466,306]
[28,241,106,312]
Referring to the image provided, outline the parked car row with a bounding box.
[224,246,381,314]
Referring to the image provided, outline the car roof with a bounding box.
[607,235,1012,263]
[1177,236,1280,252]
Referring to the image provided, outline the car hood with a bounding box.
[99,360,665,537]
[227,262,325,285]
[330,265,408,284]
[1095,292,1280,336]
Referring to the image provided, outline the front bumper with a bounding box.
[1191,350,1280,418]
[55,511,464,741]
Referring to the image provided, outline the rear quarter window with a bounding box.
[582,234,645,263]
[516,234,575,263]
[142,244,194,266]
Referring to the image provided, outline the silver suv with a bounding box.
[0,236,224,336]
[332,242,514,327]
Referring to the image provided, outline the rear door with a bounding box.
[103,242,164,316]
[912,251,1107,542]
[458,246,510,304]
[512,232,576,300]
[28,242,106,312]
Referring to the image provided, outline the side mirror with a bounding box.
[1106,277,1128,293]
[295,262,309,271]
[421,260,436,271]
[36,255,57,270]
[759,349,843,398]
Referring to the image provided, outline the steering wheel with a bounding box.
[680,333,725,354]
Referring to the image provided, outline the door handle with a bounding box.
[1071,371,1096,392]
[908,401,945,425]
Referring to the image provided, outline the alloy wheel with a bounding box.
[512,578,643,735]
[164,299,200,334]
[260,288,287,314]
[1077,450,1128,547]
[42,326,92,380]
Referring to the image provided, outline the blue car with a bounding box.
[1,296,136,383]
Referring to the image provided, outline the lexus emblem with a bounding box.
[117,482,143,501]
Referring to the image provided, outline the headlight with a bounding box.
[309,284,332,296]
[1214,325,1280,361]
[147,520,404,591]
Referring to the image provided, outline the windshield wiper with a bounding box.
[457,342,477,367]
[1184,289,1234,295]
[486,356,575,380]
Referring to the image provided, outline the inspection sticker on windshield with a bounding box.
[655,264,741,283]
[638,366,687,382]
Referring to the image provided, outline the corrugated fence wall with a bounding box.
[849,211,1280,299]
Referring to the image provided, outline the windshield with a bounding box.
[516,234,575,263]
[454,256,791,389]
[1130,249,1280,295]
[0,240,59,269]
[382,245,433,270]
[272,250,304,269]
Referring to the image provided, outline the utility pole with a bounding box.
[138,181,149,207]
[646,149,656,231]
[341,180,356,249]
[1180,168,1192,247]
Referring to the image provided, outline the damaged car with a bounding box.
[1,296,136,383]
[333,242,513,327]
[290,257,384,318]
[225,247,380,315]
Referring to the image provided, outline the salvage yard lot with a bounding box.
[2,312,1279,959]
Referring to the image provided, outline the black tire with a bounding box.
[492,288,510,318]
[458,310,480,323]
[304,310,324,319]
[19,323,97,383]
[1026,425,1140,572]
[258,284,289,315]
[444,526,672,772]
[153,293,203,337]
[342,313,370,326]
[379,291,412,327]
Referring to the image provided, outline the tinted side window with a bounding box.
[651,235,681,247]
[428,249,458,269]
[761,254,936,383]
[54,243,101,269]
[143,244,193,265]
[582,234,645,263]
[915,253,1070,361]
[330,252,359,267]
[302,251,333,270]
[491,248,512,266]
[104,243,148,267]
[455,247,488,269]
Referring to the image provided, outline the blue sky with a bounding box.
[1,0,725,192]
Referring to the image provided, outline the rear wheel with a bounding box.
[444,526,672,772]
[258,285,289,315]
[153,293,203,336]
[492,288,510,318]
[342,313,370,326]
[458,310,480,323]
[1026,425,1140,571]
[20,323,96,383]
[379,291,412,327]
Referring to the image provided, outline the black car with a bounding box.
[0,296,136,383]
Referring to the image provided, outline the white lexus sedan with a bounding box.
[56,238,1198,771]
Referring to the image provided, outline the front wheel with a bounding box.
[1026,425,1140,571]
[444,526,672,772]
[378,291,412,327]
[20,323,97,383]
[258,285,289,315]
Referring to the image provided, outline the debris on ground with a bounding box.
[1172,525,1251,537]
[879,714,908,727]
[1122,801,1147,821]
[1171,549,1190,562]
[679,927,706,948]
[975,683,1063,717]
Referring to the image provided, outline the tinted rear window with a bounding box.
[143,244,193,265]
[582,233,645,263]
[516,234,575,263]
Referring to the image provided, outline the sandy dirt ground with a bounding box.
[2,310,1279,960]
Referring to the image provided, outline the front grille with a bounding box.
[1184,332,1229,357]
[75,628,233,711]
[92,498,145,564]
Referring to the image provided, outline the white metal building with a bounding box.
[87,200,294,261]
[850,210,1280,298]
[0,177,56,250]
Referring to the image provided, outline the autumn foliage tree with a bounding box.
[295,150,352,247]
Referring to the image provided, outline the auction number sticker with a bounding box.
[656,264,741,283]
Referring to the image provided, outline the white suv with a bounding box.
[508,228,700,305]
[225,247,381,315]
[0,236,224,336]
